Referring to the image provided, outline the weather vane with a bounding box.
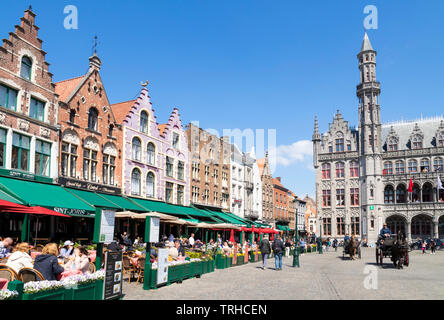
[92,35,98,55]
[141,80,149,87]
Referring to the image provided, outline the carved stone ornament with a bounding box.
[62,130,80,145]
[103,142,117,156]
[0,112,6,124]
[17,119,30,132]
[39,127,51,138]
[84,136,99,151]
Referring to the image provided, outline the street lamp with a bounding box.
[293,202,300,267]
[318,217,323,254]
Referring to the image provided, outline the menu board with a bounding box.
[99,209,116,244]
[149,217,160,243]
[232,245,237,264]
[103,251,123,300]
[244,245,249,263]
[157,248,169,285]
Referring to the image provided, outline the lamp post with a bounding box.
[318,217,323,254]
[292,203,300,267]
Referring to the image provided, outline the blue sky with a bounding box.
[2,0,444,198]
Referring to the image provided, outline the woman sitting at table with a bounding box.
[6,242,33,274]
[64,246,90,274]
[59,240,74,259]
[34,243,65,280]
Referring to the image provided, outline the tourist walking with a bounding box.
[272,235,285,271]
[259,235,272,270]
[421,240,427,254]
[333,238,338,252]
[299,238,305,255]
[284,238,291,257]
[430,239,436,255]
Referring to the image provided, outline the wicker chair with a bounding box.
[122,255,135,283]
[136,257,145,284]
[0,258,8,264]
[0,265,19,281]
[88,262,96,273]
[18,268,44,283]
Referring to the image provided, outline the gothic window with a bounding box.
[321,163,331,179]
[434,157,443,172]
[422,182,433,203]
[395,160,405,174]
[336,189,345,206]
[20,56,32,80]
[131,169,141,196]
[384,185,394,204]
[322,190,331,207]
[146,172,155,198]
[388,140,398,151]
[132,137,141,161]
[383,162,393,175]
[336,162,345,178]
[351,217,360,235]
[103,153,115,185]
[140,111,149,133]
[166,156,174,177]
[347,144,351,151]
[350,188,359,206]
[323,218,331,236]
[336,217,345,235]
[83,148,97,182]
[87,107,98,131]
[335,138,344,152]
[438,131,444,147]
[108,124,114,137]
[350,161,359,177]
[408,159,418,173]
[420,159,430,172]
[396,184,407,203]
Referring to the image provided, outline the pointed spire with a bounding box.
[313,116,321,141]
[361,32,374,52]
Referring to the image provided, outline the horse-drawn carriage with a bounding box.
[375,233,409,268]
[342,238,361,260]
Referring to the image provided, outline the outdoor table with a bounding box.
[130,256,139,267]
[31,252,42,259]
[0,278,8,290]
[88,250,96,263]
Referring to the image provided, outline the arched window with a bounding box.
[131,169,141,195]
[321,163,331,179]
[146,172,155,198]
[132,137,141,161]
[384,185,394,204]
[438,131,444,147]
[395,160,405,174]
[336,162,344,178]
[87,107,98,131]
[408,159,418,173]
[20,56,32,80]
[396,184,406,203]
[411,136,423,149]
[434,157,443,172]
[383,162,393,175]
[412,183,421,202]
[420,158,430,172]
[350,161,359,177]
[147,142,155,165]
[140,111,148,133]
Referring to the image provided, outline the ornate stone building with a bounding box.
[258,153,274,225]
[313,33,444,243]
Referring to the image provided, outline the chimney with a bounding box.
[276,177,281,182]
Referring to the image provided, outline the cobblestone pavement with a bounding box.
[122,248,444,300]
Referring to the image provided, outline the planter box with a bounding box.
[215,255,228,269]
[22,288,67,300]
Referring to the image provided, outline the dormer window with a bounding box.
[412,136,422,149]
[335,138,344,152]
[438,132,444,147]
[20,56,32,80]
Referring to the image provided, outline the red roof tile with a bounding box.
[110,100,136,124]
[54,76,84,102]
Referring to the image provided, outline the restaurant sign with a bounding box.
[53,207,93,217]
[58,177,121,195]
[0,168,52,183]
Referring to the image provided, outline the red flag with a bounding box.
[408,178,413,193]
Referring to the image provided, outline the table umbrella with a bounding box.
[229,229,235,243]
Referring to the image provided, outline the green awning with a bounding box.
[276,225,290,231]
[202,209,247,226]
[63,188,122,209]
[0,176,95,215]
[128,198,189,216]
[0,188,25,204]
[96,194,146,211]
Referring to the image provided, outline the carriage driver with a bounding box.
[379,223,392,238]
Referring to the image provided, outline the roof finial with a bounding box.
[141,80,149,87]
[28,5,32,11]
[92,35,98,55]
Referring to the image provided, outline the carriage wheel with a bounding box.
[375,249,379,265]
[358,248,361,259]
[404,252,409,266]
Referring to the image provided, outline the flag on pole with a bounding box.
[407,178,413,193]
[438,175,443,190]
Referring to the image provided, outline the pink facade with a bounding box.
[115,86,190,205]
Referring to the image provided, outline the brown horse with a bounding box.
[391,232,409,269]
[346,236,360,260]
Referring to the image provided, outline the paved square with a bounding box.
[122,248,444,300]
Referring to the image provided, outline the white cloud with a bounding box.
[270,140,313,167]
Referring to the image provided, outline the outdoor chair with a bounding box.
[0,258,8,264]
[35,245,44,252]
[18,268,44,283]
[88,262,96,273]
[136,257,146,284]
[0,265,19,281]
[122,255,135,282]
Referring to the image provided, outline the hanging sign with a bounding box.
[149,216,160,243]
[157,248,169,285]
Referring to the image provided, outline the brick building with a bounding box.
[272,177,290,228]
[54,53,122,195]
[257,153,274,225]
[0,8,59,183]
[186,123,231,211]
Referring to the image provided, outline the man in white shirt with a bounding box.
[188,233,195,247]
